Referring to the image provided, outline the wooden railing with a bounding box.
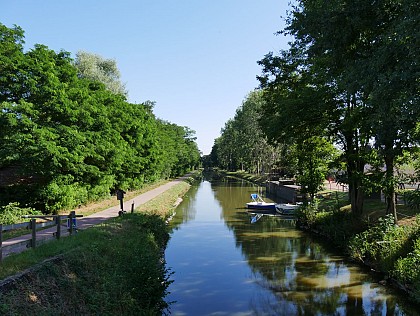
[0,211,83,261]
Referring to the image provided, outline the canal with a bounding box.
[165,176,418,315]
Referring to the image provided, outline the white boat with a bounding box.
[275,203,300,215]
[247,194,300,215]
[246,194,276,210]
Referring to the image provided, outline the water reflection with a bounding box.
[165,177,417,315]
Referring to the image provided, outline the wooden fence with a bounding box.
[0,211,82,261]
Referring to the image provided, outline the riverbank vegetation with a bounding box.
[0,214,172,315]
[205,0,420,303]
[0,176,194,314]
[298,196,420,303]
[0,23,200,215]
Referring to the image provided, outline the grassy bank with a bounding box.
[222,170,269,185]
[0,176,194,314]
[298,197,420,304]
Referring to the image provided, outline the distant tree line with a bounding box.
[207,0,420,222]
[0,23,200,213]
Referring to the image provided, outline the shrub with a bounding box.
[405,190,420,210]
[297,199,362,249]
[393,235,420,303]
[348,215,418,271]
[41,181,89,213]
[0,202,42,225]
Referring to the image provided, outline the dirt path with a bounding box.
[2,175,191,258]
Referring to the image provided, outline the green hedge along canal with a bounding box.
[165,177,417,315]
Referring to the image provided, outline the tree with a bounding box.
[363,0,420,222]
[0,23,201,212]
[258,0,404,217]
[0,23,27,103]
[290,136,339,201]
[74,51,127,96]
[211,91,282,174]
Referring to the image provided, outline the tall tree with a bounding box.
[0,23,201,212]
[211,91,281,174]
[74,51,127,96]
[258,0,418,217]
[364,0,420,221]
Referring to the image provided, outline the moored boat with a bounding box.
[246,194,276,210]
[275,203,300,215]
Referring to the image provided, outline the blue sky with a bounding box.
[0,1,291,155]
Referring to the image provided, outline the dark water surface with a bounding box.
[165,177,418,315]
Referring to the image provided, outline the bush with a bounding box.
[297,199,362,249]
[41,180,88,213]
[0,202,42,225]
[348,215,419,271]
[393,235,420,303]
[405,190,420,210]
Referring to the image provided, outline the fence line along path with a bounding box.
[1,175,191,259]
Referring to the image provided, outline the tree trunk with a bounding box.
[384,153,398,224]
[346,135,365,217]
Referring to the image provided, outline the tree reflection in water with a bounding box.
[166,177,416,315]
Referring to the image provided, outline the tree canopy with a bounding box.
[257,0,419,220]
[0,23,200,213]
[208,0,419,223]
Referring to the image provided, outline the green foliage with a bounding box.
[298,200,361,249]
[0,202,42,224]
[258,0,420,217]
[0,214,173,314]
[155,120,201,178]
[40,177,89,213]
[211,90,282,173]
[0,23,200,213]
[393,235,420,302]
[403,190,420,210]
[290,136,339,200]
[348,215,419,271]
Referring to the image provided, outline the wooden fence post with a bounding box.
[68,211,75,235]
[56,215,61,239]
[0,224,3,262]
[31,219,36,248]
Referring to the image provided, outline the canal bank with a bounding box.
[212,170,420,306]
[0,173,198,314]
[165,174,420,315]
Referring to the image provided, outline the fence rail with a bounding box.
[0,211,82,261]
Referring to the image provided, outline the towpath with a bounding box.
[2,175,191,258]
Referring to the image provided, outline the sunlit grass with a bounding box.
[0,179,191,280]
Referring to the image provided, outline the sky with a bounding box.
[0,0,291,155]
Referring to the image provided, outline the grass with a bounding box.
[0,177,192,279]
[0,179,170,242]
[0,175,195,314]
[0,215,173,315]
[135,181,191,217]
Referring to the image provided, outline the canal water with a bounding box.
[165,176,418,315]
